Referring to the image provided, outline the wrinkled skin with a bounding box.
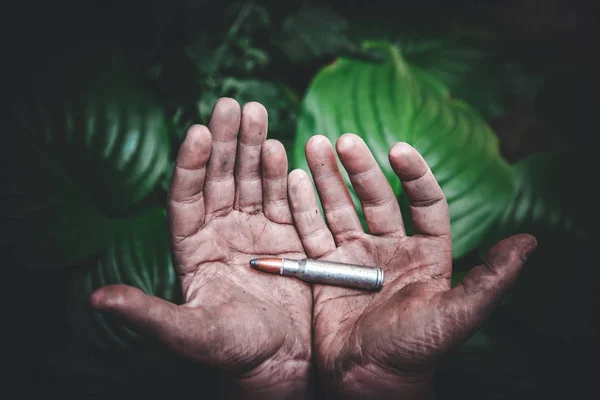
[286,134,536,399]
[92,99,536,400]
[91,99,312,399]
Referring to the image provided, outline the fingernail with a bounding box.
[89,289,105,310]
[521,240,538,260]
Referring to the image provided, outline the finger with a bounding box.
[234,102,268,213]
[305,135,364,245]
[336,134,405,237]
[262,140,292,224]
[90,285,208,361]
[288,169,336,258]
[389,143,451,240]
[443,234,537,344]
[204,98,241,216]
[168,125,212,241]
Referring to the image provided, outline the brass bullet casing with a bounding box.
[250,258,384,291]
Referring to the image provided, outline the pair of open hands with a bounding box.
[91,99,537,399]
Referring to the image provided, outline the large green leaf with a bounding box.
[2,45,170,267]
[480,153,598,339]
[294,42,514,258]
[13,49,170,211]
[395,36,542,120]
[69,208,181,351]
[345,15,544,119]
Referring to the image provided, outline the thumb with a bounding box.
[444,234,537,337]
[90,284,193,353]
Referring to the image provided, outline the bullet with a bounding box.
[250,258,384,291]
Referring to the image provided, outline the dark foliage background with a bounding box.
[1,0,598,398]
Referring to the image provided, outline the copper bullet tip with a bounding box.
[249,258,283,274]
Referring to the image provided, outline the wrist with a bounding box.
[325,362,435,400]
[221,358,313,400]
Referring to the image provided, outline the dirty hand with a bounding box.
[287,134,536,399]
[91,99,311,399]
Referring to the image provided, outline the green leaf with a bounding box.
[69,208,182,351]
[273,7,378,64]
[185,38,229,76]
[2,45,170,267]
[346,19,544,119]
[13,49,170,212]
[480,152,598,339]
[294,42,514,258]
[395,36,542,119]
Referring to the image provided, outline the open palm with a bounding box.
[92,99,311,396]
[288,134,536,399]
